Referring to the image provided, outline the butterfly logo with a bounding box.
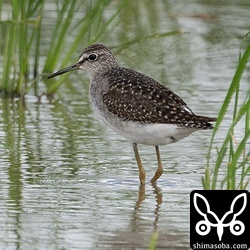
[193,193,247,241]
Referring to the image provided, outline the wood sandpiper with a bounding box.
[48,44,216,185]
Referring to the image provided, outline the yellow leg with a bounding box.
[133,143,146,185]
[150,146,163,183]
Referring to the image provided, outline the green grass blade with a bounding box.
[44,1,80,72]
[206,40,250,190]
[1,21,16,94]
[148,232,158,250]
[226,100,250,189]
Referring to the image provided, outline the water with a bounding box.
[0,1,249,249]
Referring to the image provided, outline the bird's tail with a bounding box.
[193,115,217,129]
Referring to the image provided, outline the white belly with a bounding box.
[93,105,196,146]
[111,121,195,145]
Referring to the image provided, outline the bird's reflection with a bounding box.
[98,181,188,249]
[152,182,163,230]
[133,182,163,232]
[134,184,146,210]
[104,183,164,249]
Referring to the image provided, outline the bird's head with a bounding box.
[47,44,118,79]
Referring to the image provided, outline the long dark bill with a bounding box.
[47,64,79,79]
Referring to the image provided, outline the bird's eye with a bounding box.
[88,53,98,61]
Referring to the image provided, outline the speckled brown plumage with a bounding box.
[102,67,216,129]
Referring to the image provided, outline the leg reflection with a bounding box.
[151,182,163,231]
[134,183,163,232]
[134,184,146,211]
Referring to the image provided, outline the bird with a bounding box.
[48,43,216,185]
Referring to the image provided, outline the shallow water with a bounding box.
[0,1,249,249]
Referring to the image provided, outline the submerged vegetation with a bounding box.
[204,34,250,190]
